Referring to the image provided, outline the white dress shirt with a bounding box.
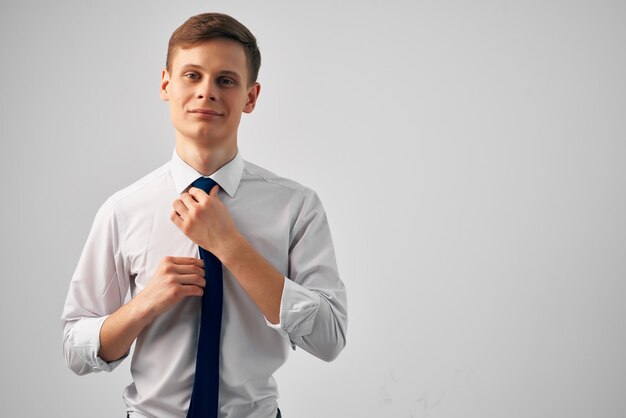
[61,150,347,418]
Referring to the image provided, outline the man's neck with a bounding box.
[175,138,238,176]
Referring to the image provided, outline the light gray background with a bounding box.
[1,0,625,417]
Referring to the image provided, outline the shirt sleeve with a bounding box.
[61,198,130,375]
[266,189,347,362]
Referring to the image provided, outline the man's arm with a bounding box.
[62,198,207,371]
[171,185,284,324]
[62,198,130,375]
[275,188,347,361]
[172,185,347,361]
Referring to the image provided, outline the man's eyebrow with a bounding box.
[180,63,204,70]
[219,70,242,78]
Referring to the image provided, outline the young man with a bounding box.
[62,13,347,418]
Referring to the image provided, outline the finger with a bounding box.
[187,187,208,201]
[181,191,200,207]
[167,256,204,267]
[170,210,183,227]
[172,263,206,277]
[209,184,220,197]
[177,274,206,288]
[172,198,189,217]
[181,285,204,297]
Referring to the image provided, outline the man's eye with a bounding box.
[185,73,199,80]
[220,78,235,85]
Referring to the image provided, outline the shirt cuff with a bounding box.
[264,277,321,338]
[66,315,126,373]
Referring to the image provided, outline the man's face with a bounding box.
[160,39,260,150]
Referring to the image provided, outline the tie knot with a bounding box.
[191,177,217,193]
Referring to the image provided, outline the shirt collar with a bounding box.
[170,149,243,198]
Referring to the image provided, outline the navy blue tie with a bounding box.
[187,177,222,418]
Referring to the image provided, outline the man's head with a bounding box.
[166,13,261,87]
[160,13,262,155]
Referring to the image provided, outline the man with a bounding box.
[62,12,347,418]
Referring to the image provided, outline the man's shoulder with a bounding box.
[240,160,328,224]
[241,159,310,195]
[101,161,172,212]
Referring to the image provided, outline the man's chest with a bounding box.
[122,191,293,292]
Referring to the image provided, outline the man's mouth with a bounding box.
[189,109,223,117]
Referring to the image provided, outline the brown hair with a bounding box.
[166,13,261,85]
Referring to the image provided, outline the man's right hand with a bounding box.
[133,256,206,321]
[98,256,205,362]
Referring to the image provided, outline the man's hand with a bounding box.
[99,256,205,362]
[170,185,242,259]
[133,256,206,320]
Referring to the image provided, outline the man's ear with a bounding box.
[160,69,170,101]
[243,82,261,114]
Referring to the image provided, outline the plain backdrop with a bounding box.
[1,0,625,417]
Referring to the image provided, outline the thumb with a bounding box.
[209,184,220,197]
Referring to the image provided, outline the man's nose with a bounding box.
[196,78,217,101]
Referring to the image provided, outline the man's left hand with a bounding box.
[171,185,241,260]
